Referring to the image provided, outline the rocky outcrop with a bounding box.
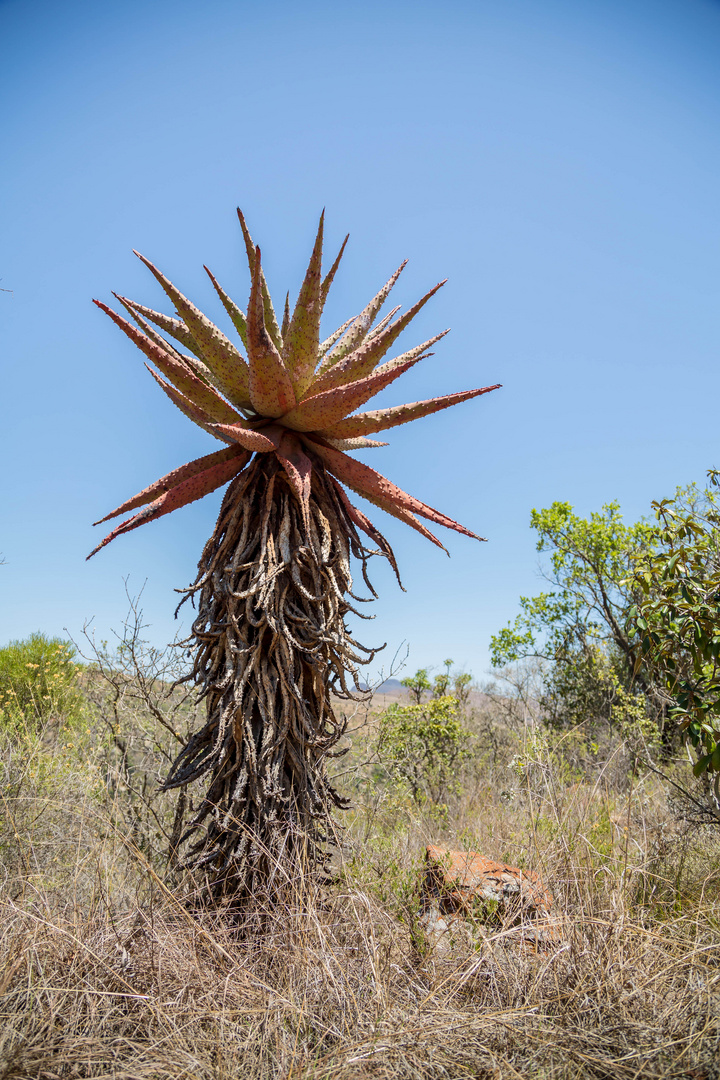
[418,845,560,950]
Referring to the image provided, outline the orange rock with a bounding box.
[425,845,554,912]
[419,845,560,948]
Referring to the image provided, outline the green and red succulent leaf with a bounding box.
[320,234,349,308]
[115,294,199,366]
[310,329,447,398]
[208,420,283,453]
[366,306,401,342]
[246,246,297,417]
[204,266,249,348]
[317,280,446,390]
[133,252,253,410]
[236,209,283,349]
[322,436,389,450]
[280,357,420,433]
[94,445,250,525]
[115,295,205,358]
[281,292,290,341]
[144,367,237,443]
[319,384,502,439]
[88,449,251,559]
[282,213,325,397]
[318,315,357,362]
[318,261,408,372]
[306,440,484,545]
[116,295,224,395]
[93,301,242,424]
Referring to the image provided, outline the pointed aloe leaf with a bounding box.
[315,306,400,379]
[204,266,248,348]
[308,441,485,542]
[236,209,283,350]
[94,300,243,425]
[276,431,313,532]
[116,295,204,358]
[311,284,446,394]
[328,476,403,582]
[356,488,448,551]
[280,357,419,433]
[94,445,250,525]
[320,261,407,371]
[124,302,246,407]
[116,295,217,388]
[369,348,437,383]
[179,352,216,388]
[366,305,400,341]
[322,436,388,450]
[318,455,446,552]
[145,366,236,443]
[283,212,324,396]
[310,329,447,397]
[88,451,249,559]
[246,246,296,417]
[133,251,252,410]
[317,315,357,364]
[320,234,349,308]
[319,384,502,439]
[208,419,282,452]
[281,292,290,340]
[148,365,273,452]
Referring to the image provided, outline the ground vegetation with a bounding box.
[1,627,718,1078]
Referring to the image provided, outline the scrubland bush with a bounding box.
[376,665,473,807]
[493,475,720,823]
[0,629,719,1078]
[0,632,84,731]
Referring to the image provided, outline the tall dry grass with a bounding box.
[0,665,719,1079]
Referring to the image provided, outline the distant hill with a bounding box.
[358,677,404,693]
[375,678,404,693]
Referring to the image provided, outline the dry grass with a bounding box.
[1,690,719,1079]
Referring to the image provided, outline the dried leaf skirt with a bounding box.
[166,455,395,905]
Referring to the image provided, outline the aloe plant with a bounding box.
[91,210,500,905]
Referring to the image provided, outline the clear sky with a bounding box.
[2,0,720,681]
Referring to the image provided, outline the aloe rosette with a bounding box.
[91,211,500,905]
[91,210,499,559]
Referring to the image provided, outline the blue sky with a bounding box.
[2,0,720,680]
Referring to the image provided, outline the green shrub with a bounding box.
[377,694,472,805]
[0,633,84,731]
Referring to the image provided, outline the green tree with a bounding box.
[632,471,720,792]
[378,660,474,804]
[377,694,472,805]
[401,668,432,703]
[401,659,473,705]
[490,501,655,733]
